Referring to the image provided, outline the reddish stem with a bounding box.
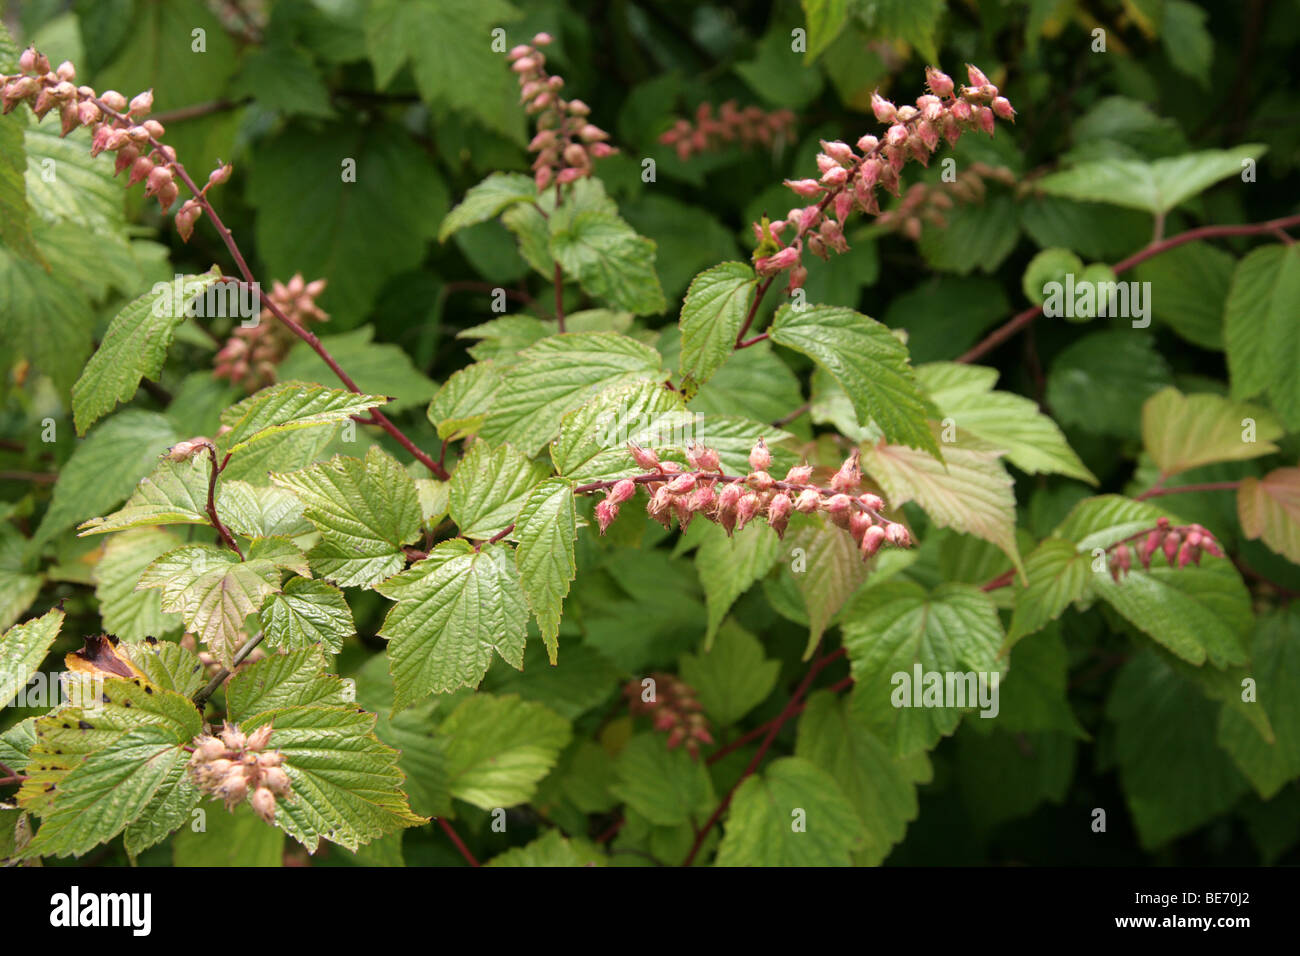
[1134,480,1240,502]
[437,817,480,867]
[199,441,243,559]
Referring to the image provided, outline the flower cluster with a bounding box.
[1106,517,1225,581]
[624,673,713,758]
[509,34,616,191]
[594,439,912,560]
[188,721,292,824]
[2,46,231,240]
[752,65,1014,290]
[658,100,796,161]
[214,274,328,390]
[876,161,1017,241]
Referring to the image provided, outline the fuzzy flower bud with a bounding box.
[861,524,886,558]
[685,442,721,473]
[748,437,772,472]
[884,523,911,547]
[784,177,823,198]
[871,92,897,123]
[128,89,153,115]
[594,498,619,534]
[830,450,861,493]
[784,464,814,485]
[735,492,761,531]
[627,441,661,472]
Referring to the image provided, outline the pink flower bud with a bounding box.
[856,134,879,153]
[590,142,616,159]
[858,493,885,512]
[747,470,774,492]
[884,523,911,547]
[1162,532,1181,566]
[794,488,820,513]
[145,164,172,196]
[849,510,873,542]
[532,32,554,45]
[99,89,127,112]
[579,124,609,142]
[534,166,553,190]
[129,89,153,115]
[967,64,992,88]
[976,106,995,136]
[815,152,839,174]
[1176,540,1195,570]
[895,105,919,122]
[77,100,100,126]
[784,178,823,198]
[607,478,636,506]
[511,57,538,73]
[736,492,761,531]
[595,499,619,534]
[885,123,908,147]
[685,443,721,473]
[755,244,801,275]
[871,92,897,123]
[951,98,973,122]
[568,99,591,116]
[749,437,772,472]
[665,472,697,495]
[19,48,38,73]
[628,441,661,472]
[820,164,848,187]
[784,464,813,485]
[690,482,718,515]
[142,119,165,139]
[830,450,861,493]
[768,492,793,538]
[251,786,277,824]
[926,67,955,98]
[175,200,203,242]
[861,524,886,558]
[820,139,856,164]
[1114,544,1132,574]
[127,154,154,187]
[508,45,532,60]
[992,96,1015,121]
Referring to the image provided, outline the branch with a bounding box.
[957,213,1300,365]
[198,441,242,559]
[734,277,774,348]
[437,817,480,867]
[192,629,267,707]
[88,95,448,481]
[681,647,846,866]
[1134,479,1240,501]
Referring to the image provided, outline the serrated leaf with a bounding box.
[1225,245,1300,427]
[551,380,688,482]
[486,828,605,866]
[678,262,756,394]
[801,0,850,61]
[1037,145,1267,214]
[261,578,355,653]
[715,756,865,866]
[770,304,937,456]
[694,523,782,646]
[1007,538,1088,645]
[863,434,1022,578]
[513,478,577,664]
[448,440,549,540]
[610,733,714,827]
[71,270,221,435]
[271,447,422,588]
[1238,468,1300,565]
[1142,387,1281,478]
[1131,241,1234,349]
[438,693,571,810]
[226,648,350,717]
[917,362,1096,483]
[777,515,870,659]
[550,210,666,316]
[92,528,184,642]
[1046,330,1172,439]
[480,332,668,456]
[174,803,284,866]
[78,457,210,536]
[427,362,501,442]
[679,621,780,727]
[439,172,537,241]
[218,382,388,457]
[216,482,311,539]
[376,541,528,709]
[138,545,281,665]
[843,581,1006,756]
[0,608,63,710]
[795,690,931,864]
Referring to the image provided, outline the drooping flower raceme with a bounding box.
[752,64,1015,291]
[658,100,796,161]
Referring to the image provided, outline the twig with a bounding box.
[151,98,248,124]
[554,263,566,332]
[437,817,480,867]
[192,629,266,706]
[734,277,774,347]
[198,441,242,559]
[957,213,1300,365]
[1134,480,1240,502]
[0,471,56,483]
[771,401,811,428]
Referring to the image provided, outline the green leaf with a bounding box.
[513,478,577,664]
[438,693,571,810]
[1007,538,1089,645]
[1046,330,1171,439]
[260,578,355,654]
[276,326,438,413]
[439,173,537,241]
[448,440,549,540]
[0,109,36,261]
[1225,245,1300,428]
[801,0,850,61]
[768,515,870,659]
[235,703,424,853]
[218,382,389,457]
[843,581,1006,756]
[376,541,528,709]
[1141,387,1281,478]
[24,123,125,235]
[427,362,501,441]
[365,0,524,142]
[1217,606,1300,799]
[863,434,1023,578]
[917,194,1021,276]
[1131,241,1234,349]
[0,608,63,710]
[795,690,931,864]
[610,733,715,827]
[1037,145,1266,214]
[231,40,335,119]
[694,522,782,646]
[35,410,178,545]
[679,621,780,727]
[271,446,422,588]
[486,828,605,866]
[1108,651,1249,848]
[92,527,184,642]
[715,756,865,866]
[174,803,284,866]
[78,457,211,536]
[479,332,668,456]
[249,122,449,327]
[1238,468,1300,565]
[216,483,312,540]
[918,362,1096,483]
[71,270,221,435]
[551,380,687,482]
[1162,0,1213,85]
[138,545,281,665]
[677,262,757,394]
[226,649,350,717]
[0,245,92,394]
[770,304,938,457]
[995,625,1088,738]
[550,210,667,316]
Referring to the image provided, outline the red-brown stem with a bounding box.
[88,96,448,481]
[198,441,243,559]
[0,775,26,786]
[957,213,1300,365]
[1134,480,1240,501]
[437,817,480,867]
[981,568,1016,592]
[734,277,774,347]
[594,818,625,844]
[735,332,769,349]
[681,647,846,866]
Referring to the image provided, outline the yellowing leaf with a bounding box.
[1141,387,1281,478]
[1238,468,1300,564]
